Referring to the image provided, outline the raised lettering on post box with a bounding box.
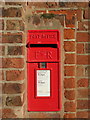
[27,30,61,111]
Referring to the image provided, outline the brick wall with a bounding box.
[1,2,90,118]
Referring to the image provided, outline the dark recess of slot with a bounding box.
[30,44,57,48]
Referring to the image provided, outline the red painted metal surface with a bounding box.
[27,30,61,111]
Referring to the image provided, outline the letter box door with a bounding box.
[28,62,61,111]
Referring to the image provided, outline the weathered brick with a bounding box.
[77,55,89,65]
[0,7,2,17]
[59,2,88,8]
[28,2,59,8]
[77,9,82,21]
[0,46,5,56]
[8,46,24,55]
[49,10,66,15]
[77,89,88,98]
[64,29,75,39]
[0,83,2,94]
[2,7,22,17]
[76,66,84,77]
[64,102,76,112]
[77,100,89,109]
[77,32,89,42]
[77,78,89,87]
[0,19,4,30]
[6,20,24,31]
[64,113,76,118]
[2,33,23,43]
[64,66,75,76]
[64,90,75,100]
[83,9,90,19]
[64,41,75,52]
[0,109,2,118]
[5,2,24,5]
[85,43,90,53]
[85,66,90,77]
[77,43,84,54]
[6,96,23,106]
[77,111,88,118]
[6,70,25,81]
[0,70,4,81]
[78,21,89,31]
[3,83,25,94]
[0,95,2,107]
[64,78,75,88]
[65,15,76,28]
[2,108,17,118]
[2,58,24,68]
[65,54,75,64]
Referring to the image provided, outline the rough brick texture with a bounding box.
[1,1,89,119]
[2,33,23,43]
[2,7,22,17]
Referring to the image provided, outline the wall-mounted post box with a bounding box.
[27,30,61,111]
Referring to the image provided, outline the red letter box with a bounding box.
[27,30,61,111]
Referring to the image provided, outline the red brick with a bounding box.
[65,54,75,64]
[8,46,24,55]
[85,43,90,53]
[77,55,89,65]
[64,66,75,76]
[77,9,82,21]
[77,78,88,87]
[2,108,17,118]
[2,7,22,17]
[77,111,88,118]
[64,102,76,112]
[78,21,89,31]
[65,15,76,28]
[64,90,75,100]
[83,9,90,19]
[29,113,60,118]
[6,20,24,31]
[6,70,25,81]
[0,83,2,94]
[0,70,4,81]
[76,66,84,77]
[77,89,88,98]
[6,96,23,106]
[64,113,76,118]
[77,32,89,42]
[77,100,89,109]
[2,58,24,68]
[5,2,25,5]
[64,29,75,39]
[0,19,4,30]
[2,33,23,43]
[28,2,59,8]
[64,41,75,52]
[59,2,88,8]
[64,78,75,88]
[49,10,76,16]
[85,66,90,77]
[35,10,46,14]
[3,83,25,94]
[0,109,2,118]
[0,46,5,56]
[77,43,84,54]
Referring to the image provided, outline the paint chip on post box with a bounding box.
[27,30,61,111]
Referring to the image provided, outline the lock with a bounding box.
[27,30,61,111]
